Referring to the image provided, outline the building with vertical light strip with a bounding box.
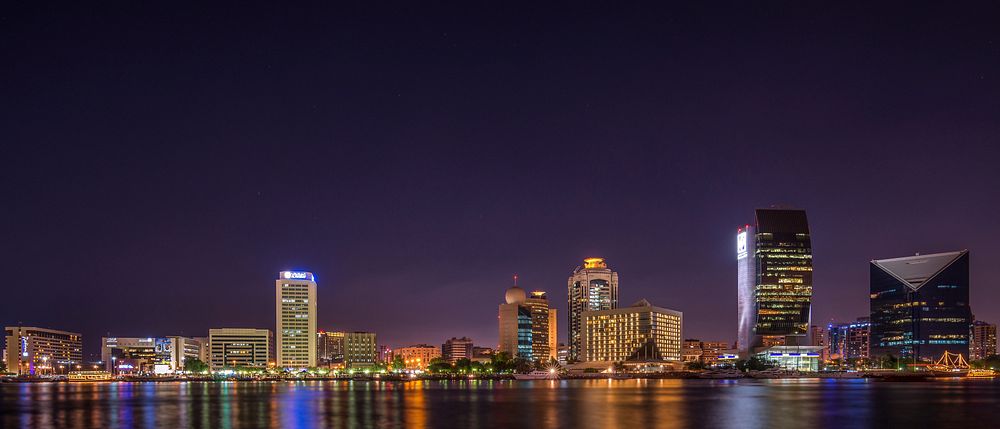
[548,308,558,361]
[737,208,820,370]
[276,271,317,369]
[4,326,82,375]
[567,258,619,362]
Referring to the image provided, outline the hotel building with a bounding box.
[344,332,377,369]
[4,326,82,375]
[208,328,272,369]
[568,257,619,361]
[737,208,821,369]
[579,299,682,364]
[394,344,441,370]
[276,271,317,368]
[870,250,971,362]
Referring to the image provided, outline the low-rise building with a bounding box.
[395,344,441,370]
[4,326,83,375]
[102,336,205,374]
[442,337,474,364]
[208,328,272,369]
[317,331,345,367]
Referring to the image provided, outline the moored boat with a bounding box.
[965,369,997,378]
[513,370,559,380]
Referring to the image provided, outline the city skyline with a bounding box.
[3,239,989,361]
[3,3,999,359]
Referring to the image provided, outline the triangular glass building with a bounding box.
[870,250,971,363]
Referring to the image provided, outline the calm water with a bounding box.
[2,379,1000,429]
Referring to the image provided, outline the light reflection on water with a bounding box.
[3,379,1000,428]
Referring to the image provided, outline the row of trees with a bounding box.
[424,352,558,374]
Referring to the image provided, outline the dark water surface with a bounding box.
[2,379,999,428]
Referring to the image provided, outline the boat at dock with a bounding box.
[513,370,559,380]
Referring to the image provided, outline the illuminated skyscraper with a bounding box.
[737,208,814,356]
[276,271,317,368]
[870,250,971,362]
[567,258,619,362]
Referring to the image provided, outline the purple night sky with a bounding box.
[3,3,999,359]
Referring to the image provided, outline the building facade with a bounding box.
[970,320,997,361]
[525,291,553,362]
[810,325,827,361]
[498,286,532,359]
[4,326,82,375]
[102,336,204,374]
[579,299,682,363]
[737,208,814,355]
[827,318,870,363]
[548,308,558,360]
[682,339,704,363]
[395,344,441,370]
[499,285,556,361]
[344,332,377,369]
[441,337,473,364]
[208,328,272,369]
[870,250,971,363]
[316,331,345,367]
[568,257,619,361]
[276,271,317,368]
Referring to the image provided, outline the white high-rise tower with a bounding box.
[276,271,317,368]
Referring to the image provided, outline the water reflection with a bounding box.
[5,379,1000,428]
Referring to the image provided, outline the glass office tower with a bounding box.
[870,250,970,363]
[737,208,814,355]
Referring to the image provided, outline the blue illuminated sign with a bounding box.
[281,271,314,281]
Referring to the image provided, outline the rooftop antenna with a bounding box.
[513,273,518,287]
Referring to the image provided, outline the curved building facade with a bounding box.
[568,258,619,362]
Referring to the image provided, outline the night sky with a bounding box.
[3,3,999,359]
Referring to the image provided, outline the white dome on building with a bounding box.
[505,286,527,304]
